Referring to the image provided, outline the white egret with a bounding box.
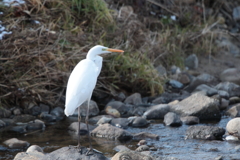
[64,45,124,154]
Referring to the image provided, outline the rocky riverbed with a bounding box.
[1,52,240,160]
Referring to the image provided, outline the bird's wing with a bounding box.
[65,59,99,116]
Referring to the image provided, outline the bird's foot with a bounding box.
[85,148,94,156]
[68,145,84,154]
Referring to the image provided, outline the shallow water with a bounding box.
[0,116,240,160]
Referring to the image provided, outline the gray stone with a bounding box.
[68,122,95,135]
[133,132,159,140]
[50,107,64,120]
[186,126,225,140]
[112,150,154,160]
[26,145,43,153]
[26,119,45,131]
[155,65,167,76]
[177,72,191,85]
[217,90,229,99]
[219,98,229,110]
[111,118,129,128]
[135,145,149,152]
[91,123,133,141]
[105,101,131,116]
[143,104,170,119]
[185,54,198,70]
[180,116,199,125]
[96,116,112,125]
[226,118,240,138]
[39,113,56,122]
[170,92,221,120]
[14,151,45,160]
[89,115,114,124]
[4,138,30,149]
[164,112,182,126]
[131,117,149,127]
[124,93,143,105]
[10,125,27,133]
[194,84,218,96]
[0,107,11,118]
[220,68,240,85]
[0,119,6,128]
[233,6,240,21]
[113,145,130,152]
[75,100,99,117]
[226,104,240,117]
[168,80,184,89]
[215,82,240,97]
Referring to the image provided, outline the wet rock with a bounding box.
[111,118,129,128]
[105,101,129,116]
[164,112,182,127]
[50,107,64,121]
[0,107,11,118]
[185,54,198,70]
[45,146,108,160]
[113,145,130,152]
[143,104,170,119]
[96,116,112,125]
[4,138,30,149]
[91,123,133,141]
[26,119,45,131]
[180,116,199,125]
[185,126,225,140]
[131,117,149,127]
[133,132,159,140]
[220,68,240,85]
[226,103,240,117]
[136,145,149,152]
[226,118,240,138]
[14,151,45,160]
[105,106,120,118]
[10,125,27,133]
[112,150,154,160]
[12,114,35,123]
[89,115,114,124]
[194,84,218,96]
[215,82,240,97]
[170,92,221,120]
[68,122,95,135]
[167,79,184,89]
[124,93,143,105]
[79,100,99,117]
[39,112,56,122]
[0,119,6,128]
[26,145,43,153]
[185,73,217,92]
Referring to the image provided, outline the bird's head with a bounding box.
[87,45,124,60]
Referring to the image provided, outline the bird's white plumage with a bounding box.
[65,59,99,116]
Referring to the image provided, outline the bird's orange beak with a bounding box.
[107,48,124,53]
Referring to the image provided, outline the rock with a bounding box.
[170,92,221,120]
[14,151,45,160]
[115,92,126,101]
[1,118,15,126]
[133,132,159,140]
[133,106,149,116]
[96,116,112,125]
[185,126,225,140]
[91,123,133,141]
[29,105,41,116]
[0,119,6,128]
[124,93,143,105]
[110,118,129,128]
[224,135,239,141]
[105,101,130,116]
[164,112,182,127]
[167,80,184,89]
[226,104,240,117]
[131,117,149,127]
[152,92,190,104]
[105,106,120,118]
[143,104,170,119]
[45,146,108,160]
[39,112,56,122]
[13,108,22,115]
[50,107,64,120]
[194,84,218,96]
[233,6,240,21]
[177,72,191,85]
[229,96,240,104]
[220,68,240,85]
[68,122,95,135]
[215,82,240,97]
[4,138,30,149]
[112,150,154,160]
[185,73,217,92]
[219,98,229,110]
[135,145,149,152]
[89,115,114,124]
[113,145,130,152]
[226,118,240,138]
[12,114,36,123]
[39,103,50,114]
[79,100,99,117]
[26,119,45,131]
[137,140,147,146]
[185,54,198,70]
[10,125,27,133]
[26,145,43,153]
[180,116,199,125]
[217,90,229,99]
[0,107,11,118]
[155,64,167,76]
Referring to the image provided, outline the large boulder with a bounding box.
[90,123,133,141]
[170,92,221,120]
[186,126,225,140]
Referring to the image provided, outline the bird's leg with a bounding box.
[77,106,82,153]
[85,99,93,156]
